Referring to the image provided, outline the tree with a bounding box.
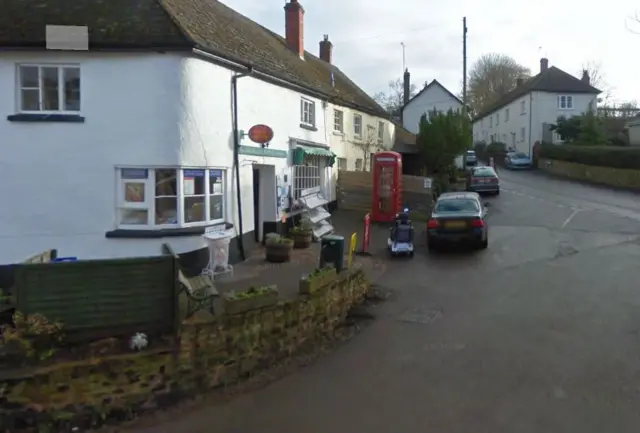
[467,53,531,114]
[550,113,607,145]
[352,125,381,171]
[373,78,418,117]
[579,60,612,103]
[417,109,471,192]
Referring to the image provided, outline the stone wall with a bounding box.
[538,158,640,190]
[0,269,369,431]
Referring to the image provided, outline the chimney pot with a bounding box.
[284,0,304,58]
[319,34,332,63]
[581,69,590,85]
[540,58,549,73]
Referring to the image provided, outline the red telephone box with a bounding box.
[371,151,402,222]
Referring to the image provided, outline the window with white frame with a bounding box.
[333,109,344,132]
[496,113,500,124]
[520,100,526,114]
[378,121,384,141]
[300,98,315,126]
[520,127,526,141]
[354,114,363,137]
[337,157,347,170]
[117,167,225,228]
[355,158,363,171]
[552,131,563,143]
[505,108,509,121]
[293,154,323,200]
[557,95,573,109]
[490,117,493,128]
[18,64,80,112]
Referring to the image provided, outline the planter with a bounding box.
[224,288,279,315]
[299,268,338,294]
[265,240,293,262]
[292,230,313,249]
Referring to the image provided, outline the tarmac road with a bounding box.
[127,170,640,433]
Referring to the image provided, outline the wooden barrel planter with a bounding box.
[265,237,293,262]
[291,228,313,249]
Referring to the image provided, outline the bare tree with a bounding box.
[467,53,531,114]
[373,78,418,117]
[579,60,612,103]
[353,125,380,171]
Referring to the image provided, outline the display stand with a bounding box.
[299,186,333,240]
[202,226,234,279]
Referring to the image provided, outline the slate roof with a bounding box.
[403,79,465,109]
[0,0,387,117]
[474,66,601,121]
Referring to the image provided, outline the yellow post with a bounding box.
[348,232,357,268]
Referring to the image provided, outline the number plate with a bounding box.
[444,221,466,229]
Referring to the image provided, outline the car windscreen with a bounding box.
[514,152,528,158]
[466,150,476,155]
[472,168,496,177]
[435,198,479,213]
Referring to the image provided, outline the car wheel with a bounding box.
[495,188,500,195]
[479,238,488,249]
[427,240,437,252]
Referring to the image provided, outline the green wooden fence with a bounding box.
[14,256,178,337]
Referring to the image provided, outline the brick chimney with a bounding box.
[516,78,523,87]
[284,0,304,58]
[581,69,590,85]
[540,58,549,73]
[319,34,332,63]
[403,68,410,106]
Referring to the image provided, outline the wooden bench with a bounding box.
[162,243,219,317]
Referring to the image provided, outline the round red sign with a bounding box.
[247,124,274,144]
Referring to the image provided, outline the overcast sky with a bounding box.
[224,0,639,104]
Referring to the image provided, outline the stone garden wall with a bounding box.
[0,269,369,431]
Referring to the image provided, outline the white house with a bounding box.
[472,58,601,154]
[0,0,391,264]
[401,72,465,134]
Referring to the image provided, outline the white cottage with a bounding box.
[472,58,601,154]
[0,0,390,264]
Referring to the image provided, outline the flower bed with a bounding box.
[299,267,338,295]
[223,285,279,315]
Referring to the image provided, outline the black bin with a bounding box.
[319,235,345,272]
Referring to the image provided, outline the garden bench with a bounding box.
[162,243,219,317]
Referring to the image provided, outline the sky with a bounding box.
[223,0,640,104]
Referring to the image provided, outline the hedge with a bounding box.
[539,143,640,170]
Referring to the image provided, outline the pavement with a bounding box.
[127,169,640,433]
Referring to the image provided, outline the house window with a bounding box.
[511,132,516,147]
[505,108,509,121]
[552,132,563,143]
[300,98,315,126]
[496,113,500,124]
[355,158,363,171]
[293,154,323,200]
[337,157,347,171]
[490,117,493,128]
[333,109,343,133]
[354,114,363,137]
[18,64,80,112]
[117,168,225,228]
[378,121,384,141]
[502,134,506,143]
[520,127,526,141]
[557,95,573,109]
[520,100,526,114]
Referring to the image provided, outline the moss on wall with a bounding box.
[0,269,369,431]
[539,158,640,190]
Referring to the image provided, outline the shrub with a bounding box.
[539,143,640,170]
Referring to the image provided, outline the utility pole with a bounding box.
[401,42,406,73]
[462,17,468,116]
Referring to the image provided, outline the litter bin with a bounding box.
[319,235,345,272]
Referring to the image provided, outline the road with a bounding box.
[128,170,640,433]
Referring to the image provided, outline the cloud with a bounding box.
[222,0,640,102]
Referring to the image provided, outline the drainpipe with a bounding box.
[528,93,533,155]
[232,68,252,260]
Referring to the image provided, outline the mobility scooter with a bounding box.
[387,207,415,257]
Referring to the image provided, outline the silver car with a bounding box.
[467,166,500,195]
[426,192,489,250]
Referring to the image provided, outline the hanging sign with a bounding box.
[247,124,274,144]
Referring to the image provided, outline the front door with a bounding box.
[253,168,260,242]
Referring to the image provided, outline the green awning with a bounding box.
[296,145,334,157]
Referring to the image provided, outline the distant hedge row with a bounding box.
[539,144,640,170]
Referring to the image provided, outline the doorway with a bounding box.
[253,168,260,242]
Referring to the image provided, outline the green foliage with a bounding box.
[539,143,640,170]
[265,234,294,245]
[226,285,278,300]
[550,113,607,144]
[1,312,64,362]
[417,108,471,175]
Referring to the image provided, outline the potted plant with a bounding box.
[299,267,338,294]
[265,234,294,262]
[223,285,279,315]
[290,219,313,249]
